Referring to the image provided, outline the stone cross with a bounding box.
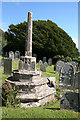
[25,12,32,57]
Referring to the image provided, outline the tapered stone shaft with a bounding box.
[25,12,32,56]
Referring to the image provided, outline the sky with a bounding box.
[1,2,79,49]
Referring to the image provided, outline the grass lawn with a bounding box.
[0,58,80,119]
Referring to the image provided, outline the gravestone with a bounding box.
[0,58,4,67]
[0,51,3,55]
[15,51,20,59]
[33,53,37,61]
[43,57,46,63]
[39,60,43,67]
[5,52,8,57]
[4,58,12,75]
[60,92,79,111]
[9,51,14,61]
[44,62,48,68]
[48,58,52,66]
[59,62,74,90]
[40,64,46,72]
[56,60,65,73]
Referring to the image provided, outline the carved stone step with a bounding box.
[20,93,55,107]
[16,88,56,101]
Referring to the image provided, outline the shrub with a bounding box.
[64,56,72,62]
[2,82,20,107]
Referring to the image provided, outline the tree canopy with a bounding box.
[3,20,79,59]
[0,29,7,53]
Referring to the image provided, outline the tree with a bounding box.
[3,20,79,59]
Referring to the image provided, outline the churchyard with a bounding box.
[0,12,80,119]
[0,55,80,119]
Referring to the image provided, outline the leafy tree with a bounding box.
[0,29,7,54]
[3,20,79,59]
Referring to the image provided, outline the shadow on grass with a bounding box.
[44,108,60,111]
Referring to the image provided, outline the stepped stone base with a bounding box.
[20,94,55,107]
[5,77,56,107]
[12,70,42,82]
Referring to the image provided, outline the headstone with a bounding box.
[9,51,14,61]
[4,58,12,75]
[5,52,8,57]
[59,62,74,90]
[15,51,20,59]
[60,92,79,111]
[43,57,46,63]
[44,62,48,68]
[39,60,43,67]
[56,60,65,73]
[48,58,52,66]
[0,51,3,55]
[40,64,46,72]
[0,58,4,67]
[33,53,37,61]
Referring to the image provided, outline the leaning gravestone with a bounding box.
[4,58,12,75]
[44,62,48,68]
[48,58,52,66]
[9,51,14,61]
[59,62,74,90]
[56,60,65,73]
[38,60,43,67]
[60,92,79,111]
[40,64,46,72]
[15,51,20,59]
[43,57,46,63]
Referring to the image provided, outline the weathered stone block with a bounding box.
[38,60,43,67]
[56,60,64,73]
[59,62,74,90]
[48,58,52,66]
[40,64,46,72]
[4,58,12,75]
[60,92,79,111]
[43,57,46,63]
[15,51,20,59]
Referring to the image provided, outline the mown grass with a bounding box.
[2,100,80,118]
[1,59,80,119]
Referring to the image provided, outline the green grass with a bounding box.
[1,59,80,119]
[2,100,80,118]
